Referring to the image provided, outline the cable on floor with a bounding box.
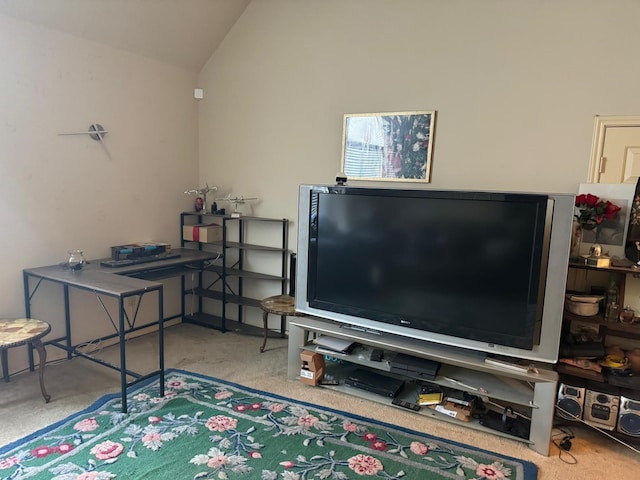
[554,403,640,455]
[551,426,578,464]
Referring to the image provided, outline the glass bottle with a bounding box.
[604,277,619,320]
[605,301,619,323]
[67,250,86,271]
[620,305,636,324]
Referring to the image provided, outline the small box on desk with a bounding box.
[110,243,171,260]
[182,224,222,243]
[585,255,611,268]
[300,350,325,386]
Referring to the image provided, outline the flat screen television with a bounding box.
[295,185,574,364]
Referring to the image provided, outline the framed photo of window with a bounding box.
[341,111,436,182]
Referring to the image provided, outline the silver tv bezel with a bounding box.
[295,184,573,364]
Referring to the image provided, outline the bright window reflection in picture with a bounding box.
[341,111,436,182]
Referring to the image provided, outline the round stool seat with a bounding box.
[0,318,50,348]
[0,318,51,402]
[261,294,298,316]
[259,295,304,352]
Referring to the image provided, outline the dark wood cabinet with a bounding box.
[562,261,640,385]
[559,261,640,443]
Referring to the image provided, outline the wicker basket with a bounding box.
[564,294,603,316]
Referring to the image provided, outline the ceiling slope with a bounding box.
[0,0,251,72]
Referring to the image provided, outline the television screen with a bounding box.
[309,189,546,349]
[296,185,574,363]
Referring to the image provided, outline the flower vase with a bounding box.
[589,226,603,257]
[570,221,583,260]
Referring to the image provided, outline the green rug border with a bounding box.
[0,368,538,479]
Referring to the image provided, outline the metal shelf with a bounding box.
[180,213,289,335]
[205,264,285,281]
[188,287,262,308]
[183,312,266,337]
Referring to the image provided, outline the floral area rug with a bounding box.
[0,369,536,479]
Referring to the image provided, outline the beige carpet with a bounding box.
[1,323,637,479]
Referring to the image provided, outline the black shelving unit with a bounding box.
[560,261,640,444]
[180,212,289,336]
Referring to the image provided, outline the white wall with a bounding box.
[198,0,640,237]
[0,15,199,370]
[195,0,640,328]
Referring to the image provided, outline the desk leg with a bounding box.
[32,338,51,403]
[63,285,72,360]
[261,310,269,353]
[1,349,8,382]
[118,297,127,413]
[23,272,35,371]
[158,288,165,397]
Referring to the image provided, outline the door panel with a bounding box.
[589,116,640,184]
[623,147,640,183]
[600,127,640,183]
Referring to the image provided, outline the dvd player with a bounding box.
[389,353,440,381]
[344,369,404,398]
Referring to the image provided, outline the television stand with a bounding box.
[287,316,558,456]
[484,357,533,374]
[339,323,382,335]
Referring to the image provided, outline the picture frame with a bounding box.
[340,110,436,182]
[577,183,636,258]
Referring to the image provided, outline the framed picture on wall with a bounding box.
[341,111,436,182]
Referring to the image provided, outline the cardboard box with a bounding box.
[182,224,222,243]
[430,400,473,422]
[300,350,325,386]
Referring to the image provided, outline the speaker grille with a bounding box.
[618,414,640,436]
[557,397,582,420]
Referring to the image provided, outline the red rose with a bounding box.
[605,201,621,219]
[585,193,599,207]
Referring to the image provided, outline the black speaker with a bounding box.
[617,396,640,437]
[556,383,585,421]
[584,389,619,430]
[289,253,296,297]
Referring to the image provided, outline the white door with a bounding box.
[589,116,640,184]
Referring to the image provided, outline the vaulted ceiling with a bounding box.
[0,0,251,72]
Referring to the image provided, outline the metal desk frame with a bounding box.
[23,249,218,412]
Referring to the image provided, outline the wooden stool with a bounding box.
[260,294,304,353]
[0,318,51,402]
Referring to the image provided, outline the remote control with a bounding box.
[392,398,421,411]
[319,378,340,385]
